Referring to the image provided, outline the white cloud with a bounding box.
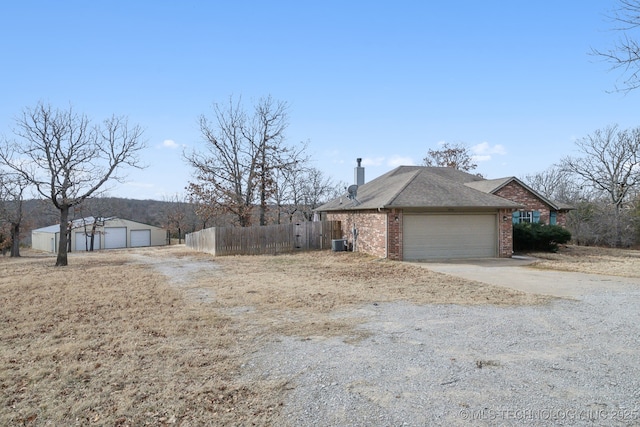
[362,157,385,166]
[162,139,179,149]
[387,155,415,167]
[472,142,506,156]
[470,142,507,162]
[360,156,415,168]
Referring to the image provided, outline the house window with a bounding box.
[519,211,533,223]
[512,210,541,224]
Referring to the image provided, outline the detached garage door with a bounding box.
[104,227,127,249]
[130,229,151,247]
[75,232,101,251]
[404,214,497,260]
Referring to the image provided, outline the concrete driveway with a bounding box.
[419,256,640,298]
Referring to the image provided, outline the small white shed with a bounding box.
[31,217,167,252]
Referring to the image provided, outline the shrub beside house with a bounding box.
[513,222,572,252]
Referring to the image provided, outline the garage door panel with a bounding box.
[404,214,496,260]
[130,229,151,247]
[104,227,127,249]
[75,232,101,251]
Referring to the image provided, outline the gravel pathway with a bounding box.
[243,289,640,426]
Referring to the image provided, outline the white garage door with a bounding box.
[104,227,127,249]
[130,229,151,247]
[404,214,497,260]
[75,232,101,251]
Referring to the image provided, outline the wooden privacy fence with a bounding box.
[185,221,342,256]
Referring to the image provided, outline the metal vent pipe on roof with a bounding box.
[355,158,365,186]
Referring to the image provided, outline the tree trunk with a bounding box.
[10,222,20,257]
[259,149,268,226]
[259,183,267,226]
[56,205,70,266]
[615,204,622,247]
[80,222,88,252]
[90,222,97,251]
[239,205,251,227]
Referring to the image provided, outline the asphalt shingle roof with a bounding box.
[465,177,573,211]
[463,177,513,193]
[317,166,523,211]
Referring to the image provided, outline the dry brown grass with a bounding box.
[528,245,640,278]
[1,246,549,426]
[1,250,278,426]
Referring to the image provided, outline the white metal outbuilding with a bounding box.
[31,217,166,253]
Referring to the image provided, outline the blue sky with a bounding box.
[1,1,638,200]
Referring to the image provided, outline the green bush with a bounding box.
[513,222,571,252]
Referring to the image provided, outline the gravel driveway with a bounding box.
[243,261,640,426]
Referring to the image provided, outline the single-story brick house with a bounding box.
[32,217,167,253]
[316,165,572,260]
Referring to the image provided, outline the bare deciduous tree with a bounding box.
[271,161,302,224]
[185,95,305,227]
[593,0,640,92]
[0,172,28,257]
[521,165,582,203]
[187,186,224,229]
[423,142,478,171]
[272,166,342,223]
[0,102,146,266]
[298,168,344,222]
[561,124,640,246]
[163,193,193,243]
[251,97,295,226]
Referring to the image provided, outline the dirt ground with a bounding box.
[0,245,636,425]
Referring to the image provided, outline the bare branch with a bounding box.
[593,0,640,92]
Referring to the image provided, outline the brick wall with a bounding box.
[494,181,553,224]
[494,180,571,228]
[495,181,570,226]
[498,208,513,257]
[325,210,387,258]
[387,209,402,260]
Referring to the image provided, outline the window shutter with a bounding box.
[532,211,541,223]
[550,211,557,225]
[512,211,519,224]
